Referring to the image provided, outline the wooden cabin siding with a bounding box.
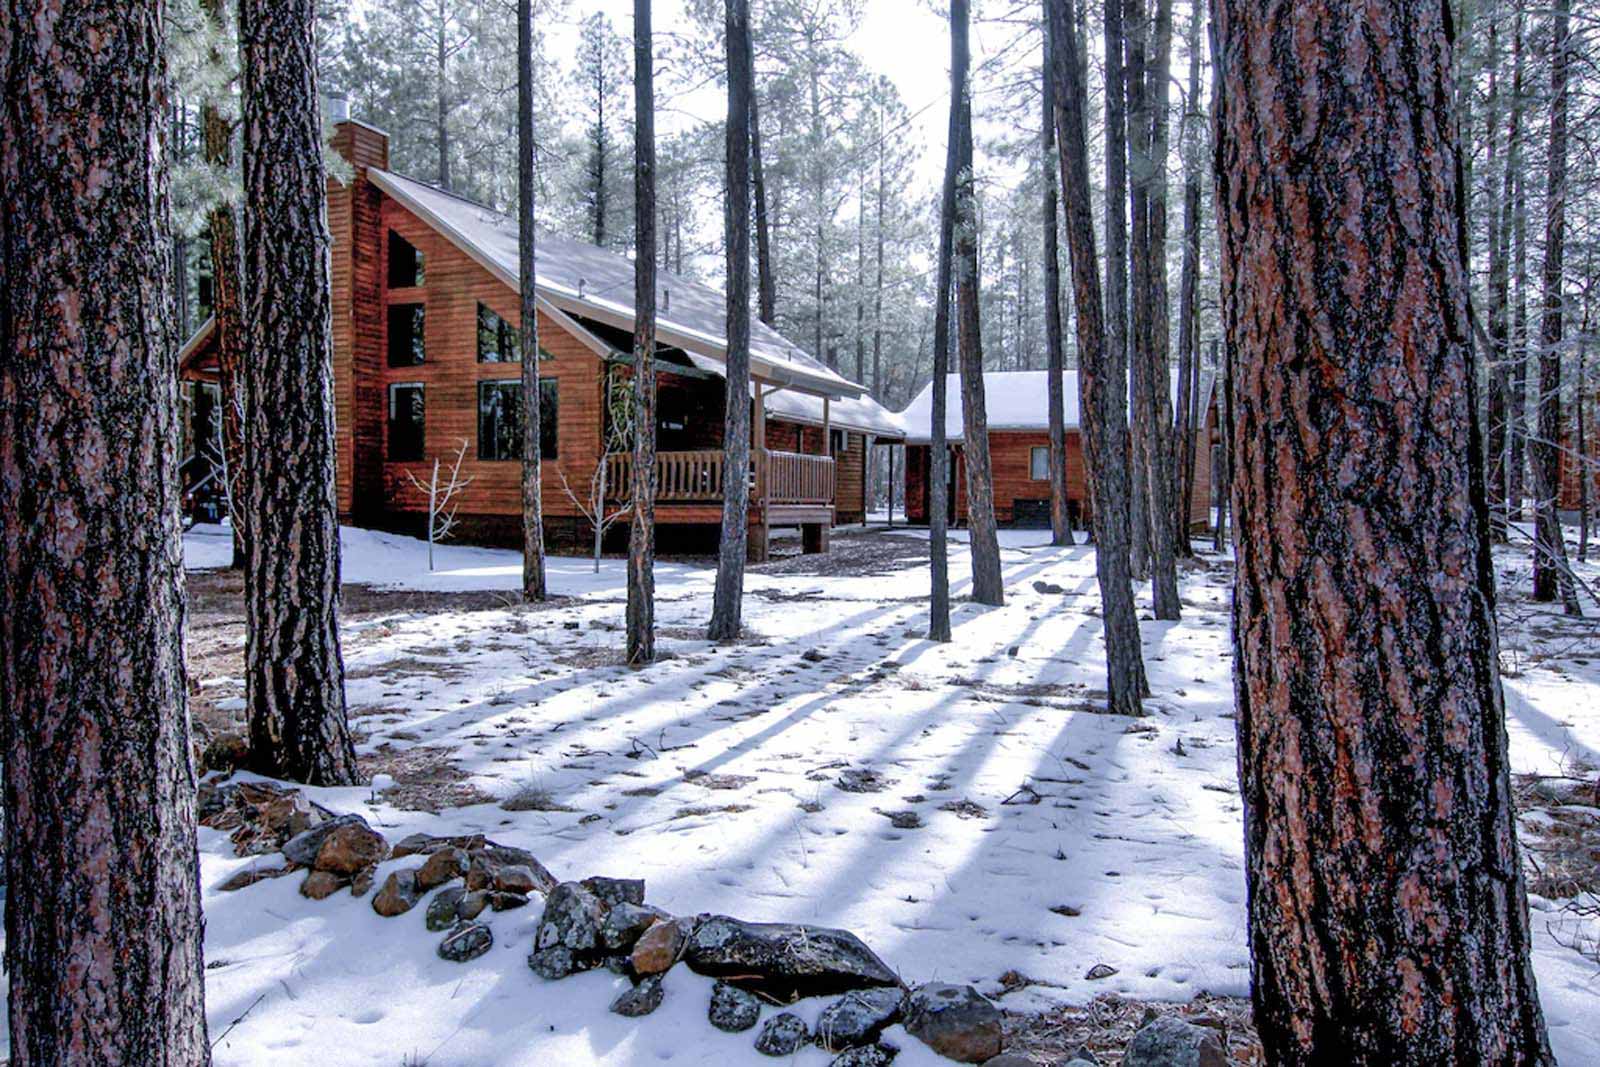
[834,431,867,522]
[903,404,1217,529]
[368,197,603,522]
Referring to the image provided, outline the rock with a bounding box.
[299,870,347,900]
[610,975,665,1017]
[487,890,529,912]
[903,983,1003,1064]
[483,845,557,893]
[458,890,488,921]
[631,917,687,975]
[600,902,665,951]
[801,648,827,663]
[754,1013,809,1056]
[491,863,541,895]
[685,916,901,1000]
[313,821,389,875]
[466,848,557,896]
[1032,581,1065,595]
[200,731,250,775]
[217,862,297,892]
[416,847,469,891]
[426,886,468,931]
[1063,1045,1100,1064]
[199,780,326,856]
[528,945,576,980]
[283,813,369,867]
[372,869,423,917]
[708,981,761,1033]
[982,1056,1041,1067]
[535,882,606,954]
[582,875,645,909]
[391,832,487,858]
[829,1043,898,1067]
[1084,963,1117,981]
[1121,1016,1227,1067]
[350,865,376,897]
[815,987,906,1051]
[437,921,493,963]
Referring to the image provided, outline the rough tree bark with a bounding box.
[1130,0,1180,618]
[240,0,359,785]
[953,0,1004,608]
[1048,0,1145,715]
[1042,15,1074,547]
[752,91,777,328]
[1509,13,1528,524]
[520,0,548,602]
[0,3,212,1061]
[1531,0,1580,615]
[927,0,967,643]
[1211,337,1230,552]
[1121,0,1152,583]
[202,0,248,569]
[1485,3,1512,541]
[708,0,754,641]
[629,0,658,665]
[1213,0,1556,1059]
[1173,0,1205,553]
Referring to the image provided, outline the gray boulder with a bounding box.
[600,902,667,951]
[684,916,901,999]
[528,945,576,980]
[815,987,907,1051]
[536,882,606,955]
[610,975,665,1018]
[708,980,762,1033]
[582,875,645,908]
[754,1013,810,1056]
[437,922,493,963]
[426,886,468,931]
[829,1043,898,1067]
[1122,1016,1226,1067]
[903,983,1003,1064]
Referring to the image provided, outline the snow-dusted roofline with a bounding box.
[367,168,867,403]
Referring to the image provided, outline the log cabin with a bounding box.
[897,370,1218,530]
[179,115,904,561]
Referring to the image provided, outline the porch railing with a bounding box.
[605,448,834,507]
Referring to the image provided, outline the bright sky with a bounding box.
[546,0,1036,192]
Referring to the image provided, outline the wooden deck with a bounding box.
[605,448,836,514]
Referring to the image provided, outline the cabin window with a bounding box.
[476,304,556,363]
[388,231,424,288]
[478,379,558,461]
[830,429,849,455]
[387,383,425,462]
[1030,446,1050,480]
[387,303,425,367]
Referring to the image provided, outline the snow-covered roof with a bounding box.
[899,369,1214,445]
[369,169,867,403]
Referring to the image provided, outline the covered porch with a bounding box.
[603,377,844,561]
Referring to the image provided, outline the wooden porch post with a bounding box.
[750,378,769,562]
[888,443,896,527]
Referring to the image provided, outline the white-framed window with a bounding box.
[830,428,849,454]
[1030,445,1050,480]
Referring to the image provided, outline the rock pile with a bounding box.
[207,779,1231,1067]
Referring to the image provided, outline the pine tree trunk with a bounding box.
[1048,0,1145,715]
[709,0,754,641]
[1212,336,1230,552]
[241,0,359,786]
[1123,0,1152,584]
[1509,15,1528,525]
[1104,0,1133,578]
[1485,6,1511,542]
[1,5,212,1061]
[1214,0,1556,1059]
[520,0,547,602]
[629,0,658,665]
[954,3,1004,608]
[435,11,450,190]
[928,0,967,643]
[203,0,248,570]
[1042,14,1074,547]
[1173,0,1204,555]
[752,92,777,327]
[1132,0,1180,619]
[1531,0,1580,615]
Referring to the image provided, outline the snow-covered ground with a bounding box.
[176,522,1600,1065]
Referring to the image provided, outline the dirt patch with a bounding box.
[358,744,494,812]
[750,528,929,578]
[1001,991,1261,1066]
